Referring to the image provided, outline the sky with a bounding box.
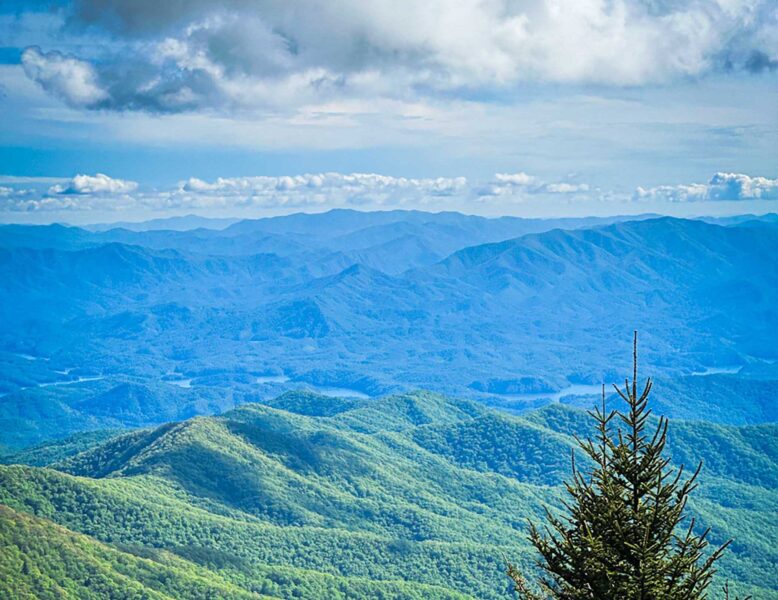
[0,0,776,224]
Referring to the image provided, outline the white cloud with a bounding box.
[494,172,537,187]
[634,173,778,202]
[706,172,778,200]
[177,171,588,208]
[1,171,472,213]
[49,174,139,195]
[3,170,777,218]
[20,0,778,112]
[0,169,583,215]
[481,173,591,197]
[544,183,590,194]
[177,173,469,209]
[21,46,108,108]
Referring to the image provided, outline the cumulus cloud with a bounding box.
[480,173,591,197]
[21,46,107,108]
[48,173,139,195]
[634,173,778,202]
[0,172,471,213]
[178,171,588,208]
[494,172,538,187]
[544,183,591,194]
[0,189,95,212]
[20,0,778,113]
[2,170,776,216]
[178,173,469,209]
[0,174,139,212]
[706,173,778,200]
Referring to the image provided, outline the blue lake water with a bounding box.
[501,383,605,404]
[689,366,741,376]
[165,378,193,388]
[255,375,291,384]
[254,374,369,398]
[38,376,104,388]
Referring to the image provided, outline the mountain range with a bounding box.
[1,209,777,598]
[1,211,777,447]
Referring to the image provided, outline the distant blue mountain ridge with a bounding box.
[1,210,777,446]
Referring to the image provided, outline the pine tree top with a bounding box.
[508,332,746,600]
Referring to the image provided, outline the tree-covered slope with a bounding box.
[0,504,469,600]
[1,391,776,598]
[0,504,269,600]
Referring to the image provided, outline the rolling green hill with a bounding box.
[1,391,776,598]
[0,504,268,600]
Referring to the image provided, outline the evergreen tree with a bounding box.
[508,332,744,599]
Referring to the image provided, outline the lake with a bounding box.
[499,383,605,404]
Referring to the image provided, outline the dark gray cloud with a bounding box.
[18,0,778,113]
[745,50,778,73]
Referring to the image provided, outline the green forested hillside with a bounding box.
[1,391,776,599]
[0,505,268,599]
[0,430,123,468]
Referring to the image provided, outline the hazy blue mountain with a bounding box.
[1,209,650,264]
[85,214,240,232]
[701,212,778,226]
[1,213,777,447]
[0,223,95,250]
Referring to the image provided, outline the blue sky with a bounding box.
[0,0,776,224]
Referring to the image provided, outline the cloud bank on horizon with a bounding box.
[0,0,776,221]
[2,171,776,223]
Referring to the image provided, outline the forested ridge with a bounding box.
[2,391,776,598]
